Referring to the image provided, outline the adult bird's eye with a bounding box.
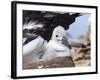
[56,35,58,37]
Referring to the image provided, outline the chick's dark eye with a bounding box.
[56,35,58,37]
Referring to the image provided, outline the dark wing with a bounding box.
[23,11,82,41]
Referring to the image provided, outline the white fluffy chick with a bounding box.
[41,26,71,61]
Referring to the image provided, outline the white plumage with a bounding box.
[23,26,71,63]
[41,26,71,61]
[23,36,47,64]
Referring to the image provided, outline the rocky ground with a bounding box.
[71,43,91,67]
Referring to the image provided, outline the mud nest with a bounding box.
[23,56,75,69]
